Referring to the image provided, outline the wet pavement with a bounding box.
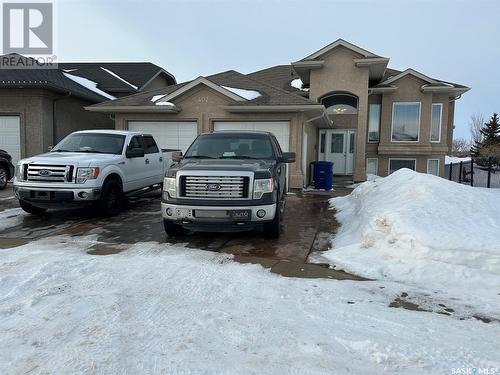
[0,186,361,279]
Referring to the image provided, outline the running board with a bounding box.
[124,184,162,197]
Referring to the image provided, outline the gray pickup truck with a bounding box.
[161,131,295,238]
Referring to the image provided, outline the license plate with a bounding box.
[175,208,192,219]
[228,210,251,220]
[35,191,50,200]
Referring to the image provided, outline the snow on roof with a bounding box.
[445,156,472,165]
[101,67,138,90]
[313,168,500,309]
[290,78,309,91]
[221,86,261,100]
[155,101,174,106]
[150,94,166,102]
[63,72,116,100]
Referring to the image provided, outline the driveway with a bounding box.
[0,185,360,279]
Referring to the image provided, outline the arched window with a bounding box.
[321,93,358,114]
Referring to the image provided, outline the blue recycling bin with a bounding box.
[314,161,334,190]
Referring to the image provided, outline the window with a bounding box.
[430,104,442,142]
[389,159,416,174]
[427,159,439,176]
[128,136,143,150]
[331,133,344,153]
[320,132,326,153]
[321,94,358,114]
[391,102,421,142]
[52,133,125,155]
[184,134,275,159]
[142,136,159,154]
[366,158,378,176]
[368,104,381,142]
[349,132,355,154]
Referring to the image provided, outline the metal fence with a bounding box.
[445,159,500,188]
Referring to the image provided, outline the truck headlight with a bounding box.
[253,178,273,199]
[16,163,24,181]
[163,177,176,198]
[76,167,100,184]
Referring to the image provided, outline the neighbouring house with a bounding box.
[0,54,176,165]
[86,39,469,189]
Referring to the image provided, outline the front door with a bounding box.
[318,129,356,175]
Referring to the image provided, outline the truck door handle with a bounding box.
[159,157,163,162]
[145,158,149,164]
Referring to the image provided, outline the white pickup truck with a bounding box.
[13,130,172,216]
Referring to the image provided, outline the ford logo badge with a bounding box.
[39,169,52,176]
[206,183,221,191]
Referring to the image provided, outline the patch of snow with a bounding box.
[221,86,261,100]
[101,67,138,90]
[291,78,309,91]
[0,234,499,374]
[0,207,26,231]
[63,72,116,100]
[150,94,166,102]
[155,101,175,106]
[445,155,472,164]
[317,169,500,310]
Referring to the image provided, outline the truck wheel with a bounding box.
[264,202,281,239]
[0,165,7,190]
[19,200,47,215]
[163,220,185,237]
[98,180,123,217]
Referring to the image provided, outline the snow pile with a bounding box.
[221,86,261,100]
[291,78,309,91]
[63,72,116,100]
[445,155,472,164]
[321,169,500,304]
[0,207,26,231]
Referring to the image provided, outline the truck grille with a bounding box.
[27,164,73,182]
[182,176,249,199]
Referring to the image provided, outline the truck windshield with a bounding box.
[51,133,126,155]
[184,134,276,160]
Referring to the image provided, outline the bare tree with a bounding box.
[470,113,484,145]
[451,138,471,156]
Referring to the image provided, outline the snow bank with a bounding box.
[221,86,261,100]
[63,72,116,100]
[321,169,500,305]
[0,207,26,231]
[445,155,472,164]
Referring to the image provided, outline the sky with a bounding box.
[55,0,499,140]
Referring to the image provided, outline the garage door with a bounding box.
[213,121,290,151]
[128,121,198,152]
[0,115,21,166]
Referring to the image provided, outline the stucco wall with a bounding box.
[308,46,370,182]
[0,88,114,158]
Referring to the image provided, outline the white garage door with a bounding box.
[0,115,21,166]
[213,121,290,151]
[128,121,198,152]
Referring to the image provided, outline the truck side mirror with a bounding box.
[126,148,145,158]
[279,152,296,163]
[172,151,183,162]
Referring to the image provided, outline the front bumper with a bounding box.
[161,202,276,231]
[13,185,101,207]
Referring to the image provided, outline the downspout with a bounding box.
[52,92,71,146]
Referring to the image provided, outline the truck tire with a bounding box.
[264,201,281,239]
[0,165,7,190]
[19,200,47,215]
[163,220,185,237]
[98,179,123,217]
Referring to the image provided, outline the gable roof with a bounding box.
[87,69,320,112]
[300,38,383,61]
[0,54,176,103]
[246,65,301,93]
